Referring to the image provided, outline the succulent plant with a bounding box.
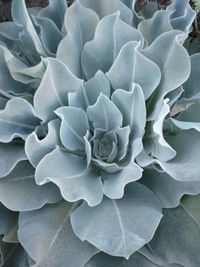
[0,0,200,266]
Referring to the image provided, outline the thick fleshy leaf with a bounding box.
[138,2,157,20]
[92,158,122,173]
[139,128,200,181]
[170,97,194,118]
[103,139,143,199]
[0,46,28,96]
[56,106,89,151]
[171,101,200,131]
[80,0,133,25]
[84,131,92,167]
[112,85,146,138]
[82,13,143,79]
[0,203,18,243]
[68,71,110,110]
[107,42,161,99]
[0,98,40,143]
[149,194,200,267]
[120,0,133,8]
[35,148,103,206]
[63,1,98,45]
[34,58,83,121]
[31,16,62,55]
[84,250,182,267]
[71,183,162,258]
[138,10,172,45]
[167,86,184,109]
[115,126,130,161]
[87,94,122,131]
[143,31,190,120]
[38,0,67,30]
[0,96,7,110]
[167,0,196,33]
[11,0,47,62]
[139,246,184,267]
[0,142,26,178]
[18,201,99,267]
[160,129,200,182]
[6,57,46,85]
[144,100,176,162]
[57,1,99,77]
[0,243,30,267]
[1,40,46,84]
[0,160,61,212]
[25,119,60,167]
[0,21,21,45]
[141,168,200,208]
[131,0,144,26]
[184,32,200,55]
[182,53,200,100]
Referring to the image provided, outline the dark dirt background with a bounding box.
[0,0,171,21]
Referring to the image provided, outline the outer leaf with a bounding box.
[35,147,103,206]
[11,0,47,62]
[143,31,190,120]
[0,97,7,110]
[141,168,200,208]
[0,203,18,243]
[139,246,184,267]
[57,1,99,77]
[55,107,89,151]
[0,21,21,49]
[85,250,182,267]
[25,119,60,167]
[111,84,146,138]
[0,47,28,96]
[31,16,62,56]
[71,183,162,258]
[107,41,161,99]
[138,10,172,45]
[149,194,200,267]
[138,2,157,20]
[0,160,61,212]
[38,0,67,30]
[0,141,26,178]
[80,0,133,25]
[3,45,46,84]
[160,129,200,182]
[171,101,200,132]
[167,0,196,33]
[184,33,200,55]
[120,0,133,8]
[144,100,176,162]
[34,58,83,121]
[87,94,122,131]
[182,53,200,100]
[0,243,30,267]
[18,201,99,267]
[0,98,40,143]
[82,13,143,79]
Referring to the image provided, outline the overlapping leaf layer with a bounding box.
[0,0,199,266]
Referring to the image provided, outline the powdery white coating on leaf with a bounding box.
[0,160,61,212]
[71,183,162,259]
[0,0,199,265]
[18,201,99,267]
